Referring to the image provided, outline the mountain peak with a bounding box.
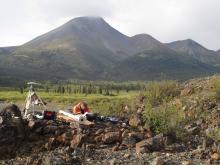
[178,39,200,46]
[132,33,153,38]
[66,16,107,26]
[167,39,207,50]
[131,34,159,42]
[185,38,194,42]
[24,16,118,49]
[70,16,104,21]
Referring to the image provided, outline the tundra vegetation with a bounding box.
[1,76,220,142]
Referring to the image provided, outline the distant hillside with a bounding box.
[109,49,217,81]
[0,16,219,86]
[166,39,220,65]
[0,46,17,55]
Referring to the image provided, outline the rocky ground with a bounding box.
[1,76,220,164]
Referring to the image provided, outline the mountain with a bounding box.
[22,17,168,59]
[1,17,130,82]
[23,17,132,58]
[2,17,168,82]
[0,46,17,55]
[166,39,220,65]
[109,48,217,81]
[0,16,219,86]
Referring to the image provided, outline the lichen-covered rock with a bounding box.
[136,134,164,154]
[102,131,122,144]
[129,114,142,127]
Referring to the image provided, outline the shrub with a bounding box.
[206,127,220,142]
[143,101,185,139]
[210,76,220,100]
[145,80,180,106]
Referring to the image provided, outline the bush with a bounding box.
[210,76,220,100]
[206,127,220,142]
[143,101,185,139]
[145,80,180,106]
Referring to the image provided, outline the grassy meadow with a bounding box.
[0,88,140,116]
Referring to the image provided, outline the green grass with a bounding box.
[0,90,138,101]
[0,90,139,116]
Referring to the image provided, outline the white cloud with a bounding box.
[0,0,219,50]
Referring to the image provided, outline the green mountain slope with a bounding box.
[109,49,218,81]
[0,17,219,86]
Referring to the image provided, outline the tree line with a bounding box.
[49,83,144,95]
[17,81,146,95]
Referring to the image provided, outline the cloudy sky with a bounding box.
[0,0,219,50]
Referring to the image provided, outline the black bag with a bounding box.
[85,113,98,121]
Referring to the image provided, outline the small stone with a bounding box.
[45,137,55,150]
[104,127,113,133]
[184,124,199,135]
[145,131,153,138]
[202,99,216,111]
[122,130,129,138]
[95,129,104,135]
[109,159,116,165]
[151,157,164,165]
[136,140,150,154]
[94,135,103,142]
[28,120,36,129]
[128,132,144,141]
[28,120,42,130]
[86,144,95,149]
[124,153,130,158]
[182,160,192,165]
[112,145,119,152]
[192,148,203,155]
[166,153,170,157]
[210,152,220,160]
[137,108,143,115]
